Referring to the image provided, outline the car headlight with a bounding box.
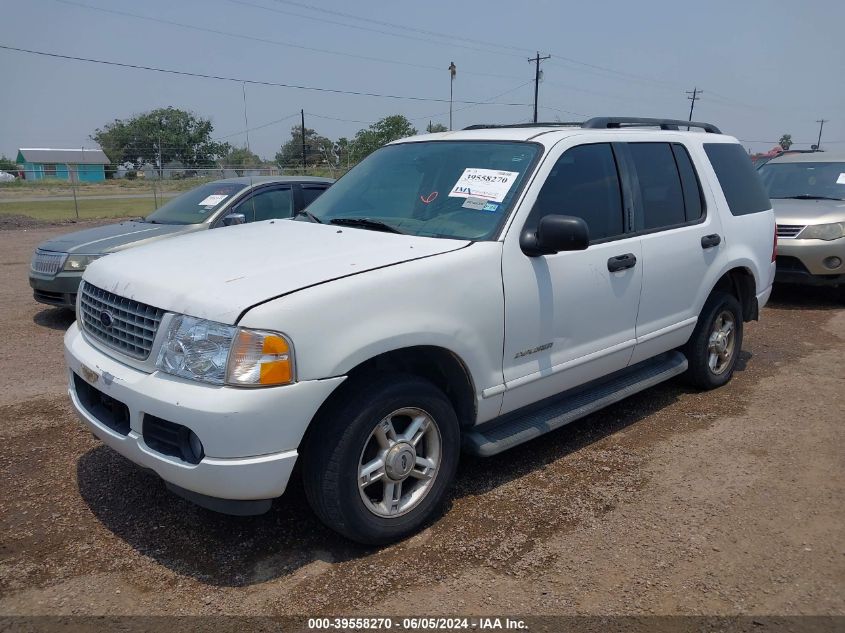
[799,221,845,241]
[64,254,103,271]
[155,315,294,387]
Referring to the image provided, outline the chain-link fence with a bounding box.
[0,166,343,225]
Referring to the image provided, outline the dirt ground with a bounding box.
[0,223,843,618]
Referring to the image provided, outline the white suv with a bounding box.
[64,118,776,544]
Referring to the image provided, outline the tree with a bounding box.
[221,147,262,175]
[426,122,448,133]
[92,107,230,171]
[0,155,17,172]
[350,115,418,162]
[779,134,793,150]
[275,124,333,169]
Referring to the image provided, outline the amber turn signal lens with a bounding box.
[227,330,294,387]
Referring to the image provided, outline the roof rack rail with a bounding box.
[462,122,582,130]
[582,117,722,134]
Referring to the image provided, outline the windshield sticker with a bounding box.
[461,196,487,210]
[420,191,439,204]
[483,202,500,212]
[837,173,845,184]
[198,194,228,207]
[448,168,520,202]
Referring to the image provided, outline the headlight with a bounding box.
[155,315,294,387]
[799,221,845,241]
[64,254,103,271]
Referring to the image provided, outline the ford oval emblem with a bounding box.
[99,310,114,328]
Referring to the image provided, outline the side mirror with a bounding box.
[520,214,589,256]
[222,212,246,226]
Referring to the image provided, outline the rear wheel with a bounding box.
[302,374,460,545]
[682,291,743,390]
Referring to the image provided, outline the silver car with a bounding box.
[757,152,845,299]
[29,176,333,308]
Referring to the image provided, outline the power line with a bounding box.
[0,44,534,107]
[49,0,521,80]
[225,0,527,71]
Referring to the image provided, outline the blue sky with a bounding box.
[1,0,843,160]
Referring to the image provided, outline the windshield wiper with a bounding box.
[778,194,845,201]
[329,217,406,234]
[294,209,323,223]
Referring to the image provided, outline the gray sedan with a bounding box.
[29,176,333,308]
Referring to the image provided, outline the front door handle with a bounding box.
[701,233,722,249]
[607,253,637,272]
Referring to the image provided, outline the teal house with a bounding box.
[16,148,110,182]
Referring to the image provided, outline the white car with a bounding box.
[0,170,16,182]
[64,117,776,544]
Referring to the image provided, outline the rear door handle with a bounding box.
[607,253,637,272]
[701,233,722,249]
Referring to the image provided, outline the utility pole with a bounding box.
[815,119,828,150]
[241,82,251,154]
[529,52,551,123]
[448,62,456,131]
[686,87,702,129]
[300,109,307,172]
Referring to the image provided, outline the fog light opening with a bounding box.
[823,256,842,270]
[188,431,204,463]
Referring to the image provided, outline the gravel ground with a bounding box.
[0,224,843,618]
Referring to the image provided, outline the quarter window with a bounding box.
[528,143,624,241]
[628,143,686,230]
[703,143,771,215]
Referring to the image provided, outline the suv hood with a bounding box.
[771,198,845,225]
[37,220,203,254]
[83,220,470,324]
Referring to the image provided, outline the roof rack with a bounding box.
[582,117,722,134]
[462,122,582,130]
[463,117,722,134]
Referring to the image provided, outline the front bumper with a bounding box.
[30,270,83,308]
[64,322,345,504]
[776,237,845,286]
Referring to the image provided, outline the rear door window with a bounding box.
[704,143,771,215]
[672,144,704,221]
[628,143,686,230]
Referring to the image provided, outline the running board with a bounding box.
[464,351,688,457]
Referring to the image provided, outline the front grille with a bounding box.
[31,250,67,275]
[79,282,164,360]
[776,224,805,238]
[73,373,130,435]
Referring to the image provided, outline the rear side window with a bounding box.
[528,143,624,241]
[704,143,771,215]
[672,144,704,221]
[301,185,328,207]
[628,143,686,230]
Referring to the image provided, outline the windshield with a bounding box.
[145,181,247,224]
[303,141,541,240]
[757,161,845,200]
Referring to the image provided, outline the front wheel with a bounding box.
[302,374,460,545]
[682,291,744,390]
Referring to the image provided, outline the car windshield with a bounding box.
[303,141,541,240]
[144,182,247,224]
[757,161,845,200]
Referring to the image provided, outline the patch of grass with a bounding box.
[0,197,157,222]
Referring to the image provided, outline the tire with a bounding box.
[302,373,460,545]
[682,291,744,390]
